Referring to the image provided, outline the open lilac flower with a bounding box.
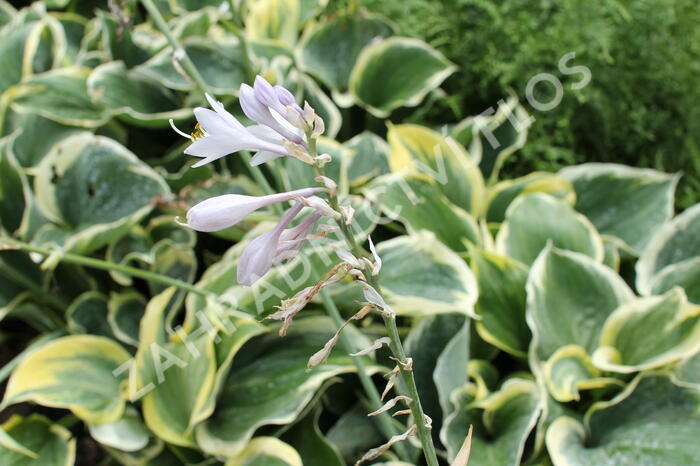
[185,187,321,232]
[237,203,323,285]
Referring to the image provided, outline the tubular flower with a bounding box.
[185,187,321,232]
[237,204,324,285]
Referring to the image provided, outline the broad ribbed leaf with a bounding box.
[377,231,478,316]
[2,335,131,424]
[496,193,604,266]
[559,163,678,254]
[349,37,456,117]
[527,246,634,361]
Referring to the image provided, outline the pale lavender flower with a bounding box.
[239,76,305,144]
[185,187,321,232]
[171,93,290,167]
[237,204,323,285]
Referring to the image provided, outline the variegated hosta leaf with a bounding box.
[593,288,700,373]
[33,132,170,254]
[296,11,394,96]
[496,193,604,267]
[673,351,700,390]
[543,345,622,403]
[326,404,385,463]
[224,437,303,466]
[8,67,108,127]
[108,291,147,347]
[366,173,481,252]
[196,316,374,457]
[9,114,82,169]
[442,379,541,465]
[130,288,265,447]
[88,407,150,453]
[650,256,700,304]
[137,38,248,95]
[434,318,471,420]
[349,37,456,117]
[344,131,391,188]
[527,245,634,361]
[547,374,700,465]
[637,203,700,296]
[559,163,678,255]
[387,124,485,216]
[299,72,342,139]
[87,61,191,127]
[0,415,75,465]
[485,172,575,224]
[2,335,131,425]
[453,97,529,181]
[246,0,300,45]
[470,248,530,357]
[66,291,114,338]
[377,231,479,316]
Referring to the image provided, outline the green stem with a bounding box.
[140,0,210,99]
[6,240,212,300]
[319,290,413,462]
[310,142,439,466]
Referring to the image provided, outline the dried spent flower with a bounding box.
[367,395,412,417]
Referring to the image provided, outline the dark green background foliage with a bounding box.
[362,0,700,207]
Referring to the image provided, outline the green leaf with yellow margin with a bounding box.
[0,414,75,465]
[526,245,634,361]
[246,0,300,46]
[2,335,131,425]
[593,288,700,373]
[636,203,700,296]
[485,172,575,224]
[349,37,456,117]
[496,193,604,267]
[387,123,485,216]
[365,172,481,252]
[470,247,530,357]
[559,163,678,255]
[195,316,375,458]
[547,373,700,465]
[33,132,170,254]
[377,231,479,316]
[543,345,623,403]
[224,437,302,466]
[442,378,541,465]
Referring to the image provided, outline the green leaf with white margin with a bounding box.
[442,379,541,465]
[526,245,634,361]
[672,351,700,390]
[496,193,604,267]
[137,37,248,95]
[547,373,700,465]
[8,67,109,127]
[0,415,75,465]
[280,406,343,466]
[559,163,678,255]
[377,231,479,316]
[88,407,150,453]
[470,247,531,357]
[593,288,700,373]
[349,37,456,117]
[637,203,700,296]
[543,345,623,403]
[453,96,529,182]
[296,10,394,96]
[87,61,190,127]
[344,131,390,188]
[485,172,575,224]
[33,133,170,254]
[225,437,302,466]
[326,404,385,463]
[434,318,470,421]
[148,240,197,295]
[365,173,480,252]
[650,256,700,304]
[9,114,82,168]
[246,0,300,45]
[2,335,131,425]
[196,316,375,457]
[387,123,486,216]
[0,21,40,94]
